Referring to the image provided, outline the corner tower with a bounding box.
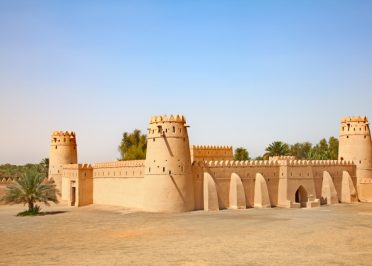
[338,116,372,201]
[143,115,194,212]
[49,131,78,192]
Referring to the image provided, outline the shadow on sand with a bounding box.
[38,211,68,216]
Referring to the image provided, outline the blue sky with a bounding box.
[0,0,371,164]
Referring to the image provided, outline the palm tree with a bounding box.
[40,158,49,178]
[1,170,59,215]
[263,141,290,159]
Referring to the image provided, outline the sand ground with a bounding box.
[1,203,372,266]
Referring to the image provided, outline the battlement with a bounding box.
[193,159,355,168]
[193,145,232,150]
[191,145,233,162]
[149,115,186,124]
[62,163,92,170]
[52,131,76,137]
[51,131,77,144]
[341,116,369,123]
[269,156,296,161]
[93,160,145,169]
[196,160,280,168]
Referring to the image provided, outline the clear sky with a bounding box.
[0,0,371,164]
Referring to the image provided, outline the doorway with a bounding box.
[70,182,76,206]
[295,186,308,207]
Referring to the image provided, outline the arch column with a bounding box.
[229,173,246,209]
[203,172,219,211]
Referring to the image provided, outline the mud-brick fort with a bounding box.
[46,115,372,212]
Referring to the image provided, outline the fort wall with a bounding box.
[191,145,233,162]
[92,160,145,208]
[51,114,370,212]
[62,164,93,207]
[192,159,357,210]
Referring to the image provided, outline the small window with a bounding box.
[149,168,151,173]
[55,146,57,149]
[340,157,344,161]
[173,126,175,133]
[153,138,155,142]
[169,170,171,174]
[347,136,349,138]
[179,128,182,133]
[163,167,165,172]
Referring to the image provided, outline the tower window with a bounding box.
[169,170,171,174]
[179,128,182,133]
[149,168,151,173]
[173,126,175,133]
[163,167,165,172]
[55,146,57,149]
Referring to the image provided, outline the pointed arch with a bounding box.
[295,185,308,207]
[229,173,246,209]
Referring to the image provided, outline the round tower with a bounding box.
[338,116,372,183]
[49,131,78,192]
[143,115,195,212]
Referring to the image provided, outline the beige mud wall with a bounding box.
[191,145,233,162]
[93,161,145,209]
[192,160,280,209]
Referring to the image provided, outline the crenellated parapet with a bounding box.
[191,145,233,162]
[193,159,354,169]
[196,160,280,168]
[51,131,77,145]
[149,114,186,124]
[193,145,232,149]
[269,156,296,161]
[63,163,93,170]
[93,160,145,169]
[341,116,369,123]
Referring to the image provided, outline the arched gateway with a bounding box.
[295,186,308,207]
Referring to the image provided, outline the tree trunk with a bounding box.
[28,201,34,212]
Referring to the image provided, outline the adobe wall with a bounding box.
[62,164,93,207]
[192,159,357,210]
[92,160,145,209]
[191,145,233,162]
[192,160,281,209]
